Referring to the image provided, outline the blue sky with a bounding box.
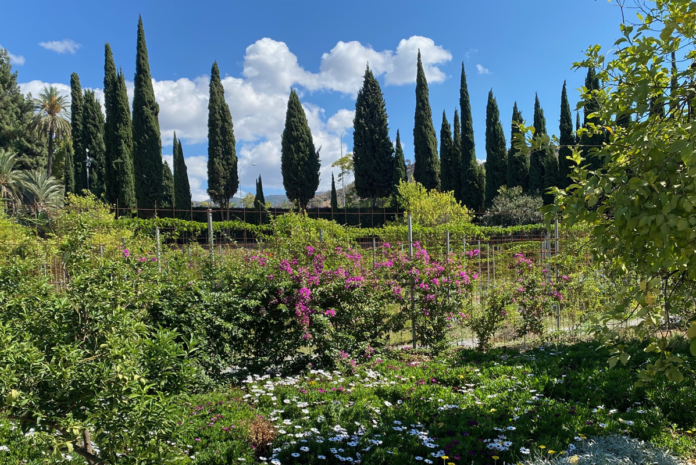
[1,0,624,200]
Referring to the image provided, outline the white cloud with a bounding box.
[39,39,81,54]
[465,48,478,59]
[476,64,490,75]
[18,35,449,196]
[19,80,71,98]
[1,45,25,65]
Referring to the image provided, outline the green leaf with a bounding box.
[666,366,684,383]
[690,338,696,357]
[687,322,696,339]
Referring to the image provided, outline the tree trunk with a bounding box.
[46,125,55,177]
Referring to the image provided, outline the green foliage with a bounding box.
[67,73,81,194]
[580,67,606,171]
[459,63,476,204]
[468,291,514,351]
[31,85,71,178]
[439,110,454,193]
[391,130,407,197]
[507,102,529,191]
[173,134,192,214]
[255,175,265,211]
[451,109,463,198]
[82,89,106,197]
[413,50,440,190]
[481,186,543,226]
[558,81,574,189]
[484,90,508,207]
[132,16,163,210]
[529,94,548,195]
[207,62,238,211]
[161,160,175,209]
[330,173,338,210]
[396,180,471,227]
[281,90,320,210]
[352,66,394,204]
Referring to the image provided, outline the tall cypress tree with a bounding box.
[67,73,82,194]
[207,61,238,213]
[255,175,265,211]
[484,90,507,207]
[413,50,440,190]
[459,63,483,209]
[82,90,106,197]
[132,16,163,211]
[352,65,394,206]
[160,161,174,209]
[529,94,547,194]
[173,133,191,216]
[451,109,463,198]
[542,148,559,205]
[558,81,574,189]
[113,71,137,210]
[507,102,528,191]
[392,129,407,196]
[330,173,339,210]
[281,89,320,210]
[670,51,679,116]
[103,43,118,203]
[582,67,605,171]
[439,111,454,193]
[575,111,581,145]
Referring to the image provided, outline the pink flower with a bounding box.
[122,248,130,258]
[325,309,336,317]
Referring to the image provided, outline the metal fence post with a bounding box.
[156,227,161,273]
[208,209,214,265]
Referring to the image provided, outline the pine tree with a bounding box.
[132,16,163,211]
[82,90,106,197]
[103,43,118,203]
[439,111,454,193]
[353,65,394,206]
[451,109,463,198]
[207,61,238,213]
[413,50,440,190]
[484,90,507,207]
[281,89,320,210]
[582,67,605,171]
[392,129,407,196]
[160,161,174,210]
[254,175,265,211]
[113,71,137,210]
[459,63,482,209]
[0,48,46,171]
[507,102,528,191]
[67,73,82,194]
[529,94,547,194]
[330,173,339,210]
[172,133,191,216]
[558,81,574,189]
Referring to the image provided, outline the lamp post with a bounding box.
[85,148,94,190]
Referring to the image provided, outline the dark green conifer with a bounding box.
[507,102,528,191]
[459,63,482,209]
[451,109,463,198]
[113,71,137,210]
[439,111,454,193]
[558,81,574,189]
[529,94,547,194]
[542,148,559,205]
[352,65,394,206]
[172,133,191,216]
[281,89,320,210]
[132,16,163,210]
[67,73,82,194]
[392,129,407,196]
[575,111,581,145]
[330,173,339,210]
[413,50,440,190]
[484,90,507,207]
[255,175,265,211]
[81,90,106,197]
[103,44,118,203]
[160,160,174,210]
[207,61,238,212]
[581,67,605,171]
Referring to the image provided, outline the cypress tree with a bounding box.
[103,43,118,203]
[330,173,339,210]
[281,89,320,210]
[529,94,547,194]
[160,161,174,209]
[353,65,394,206]
[413,50,440,190]
[207,61,238,213]
[81,90,106,197]
[507,102,528,191]
[451,109,463,198]
[582,67,605,171]
[575,111,581,145]
[484,90,507,207]
[132,16,163,211]
[255,175,265,211]
[439,111,454,193]
[67,73,82,194]
[558,81,574,189]
[113,71,137,210]
[173,133,191,216]
[392,129,407,196]
[542,148,559,205]
[670,51,678,116]
[459,63,482,209]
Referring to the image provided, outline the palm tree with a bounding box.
[32,86,71,177]
[20,170,64,217]
[0,148,24,212]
